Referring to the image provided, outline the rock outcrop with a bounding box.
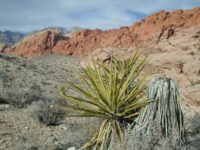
[8,30,68,57]
[4,7,200,57]
[88,25,200,114]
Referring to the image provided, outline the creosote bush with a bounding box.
[1,85,42,108]
[27,100,65,126]
[60,50,149,149]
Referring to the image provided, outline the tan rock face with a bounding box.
[88,25,200,114]
[4,7,200,57]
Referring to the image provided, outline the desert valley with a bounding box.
[0,5,200,150]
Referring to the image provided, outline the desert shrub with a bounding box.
[60,50,149,149]
[0,53,17,61]
[1,85,42,108]
[0,71,9,104]
[188,114,200,135]
[0,71,9,80]
[186,114,200,149]
[0,97,7,104]
[122,120,192,150]
[27,100,65,126]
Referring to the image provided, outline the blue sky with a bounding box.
[0,0,199,32]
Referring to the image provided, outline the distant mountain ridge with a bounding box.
[29,27,69,37]
[0,26,83,54]
[0,26,83,45]
[4,7,200,57]
[27,26,83,37]
[0,31,25,45]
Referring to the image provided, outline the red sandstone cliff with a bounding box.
[5,7,200,57]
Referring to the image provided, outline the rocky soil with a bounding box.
[0,54,81,99]
[0,105,100,150]
[0,54,101,150]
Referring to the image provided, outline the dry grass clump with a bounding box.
[27,99,65,126]
[1,85,42,108]
[122,120,192,150]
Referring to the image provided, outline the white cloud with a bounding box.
[0,0,199,32]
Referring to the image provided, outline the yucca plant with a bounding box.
[60,50,149,149]
[136,77,186,143]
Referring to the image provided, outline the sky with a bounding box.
[0,0,200,32]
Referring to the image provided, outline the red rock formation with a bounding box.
[5,7,200,57]
[51,27,136,56]
[129,7,200,42]
[7,30,68,57]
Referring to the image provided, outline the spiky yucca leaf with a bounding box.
[60,50,149,149]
